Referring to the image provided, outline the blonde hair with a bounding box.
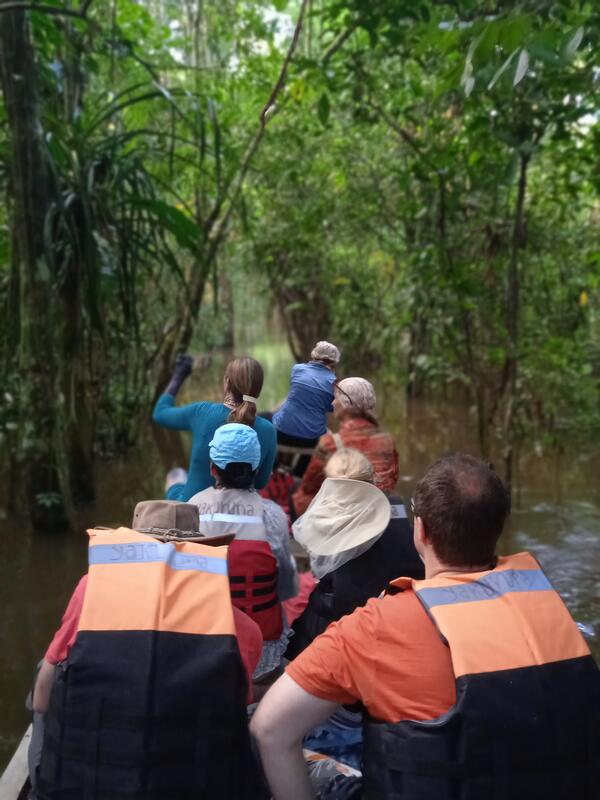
[325,448,374,483]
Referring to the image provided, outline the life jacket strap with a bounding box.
[229,570,277,584]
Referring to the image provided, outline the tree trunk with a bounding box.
[502,152,530,491]
[406,313,427,399]
[56,241,96,504]
[0,5,67,530]
[57,25,96,505]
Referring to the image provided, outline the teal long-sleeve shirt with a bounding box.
[152,394,277,500]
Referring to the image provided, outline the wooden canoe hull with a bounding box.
[0,725,30,800]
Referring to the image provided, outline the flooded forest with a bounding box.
[0,0,599,771]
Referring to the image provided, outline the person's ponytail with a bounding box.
[229,399,257,427]
[223,357,264,427]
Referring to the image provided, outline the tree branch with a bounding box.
[151,0,311,390]
[367,96,440,174]
[205,0,309,256]
[259,0,310,126]
[322,24,357,64]
[0,1,92,19]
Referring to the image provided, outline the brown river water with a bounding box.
[1,339,599,770]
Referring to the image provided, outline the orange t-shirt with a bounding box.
[286,589,456,723]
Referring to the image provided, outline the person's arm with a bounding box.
[232,607,263,703]
[152,394,199,431]
[378,437,399,492]
[291,434,333,515]
[165,353,193,397]
[326,373,336,412]
[251,673,337,800]
[255,423,277,490]
[253,602,379,798]
[391,441,399,486]
[263,500,299,601]
[152,354,198,431]
[32,658,56,714]
[32,574,88,713]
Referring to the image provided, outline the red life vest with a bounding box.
[38,527,267,800]
[363,552,600,800]
[259,470,295,519]
[194,486,283,641]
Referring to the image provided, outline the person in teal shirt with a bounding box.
[153,355,277,501]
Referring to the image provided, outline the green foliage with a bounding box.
[0,0,598,506]
[242,0,600,462]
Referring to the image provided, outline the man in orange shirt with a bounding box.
[251,454,599,799]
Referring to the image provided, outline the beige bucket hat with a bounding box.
[292,478,391,556]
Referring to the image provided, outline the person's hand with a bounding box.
[173,353,193,381]
[164,354,193,397]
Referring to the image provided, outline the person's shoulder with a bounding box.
[255,415,276,436]
[195,400,222,412]
[187,487,210,506]
[262,497,288,531]
[72,573,88,604]
[318,429,335,450]
[193,401,229,421]
[324,592,420,659]
[372,588,428,631]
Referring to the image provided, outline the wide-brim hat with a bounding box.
[132,500,234,547]
[292,478,390,556]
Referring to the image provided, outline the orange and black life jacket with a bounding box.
[195,487,283,641]
[38,527,267,800]
[363,552,600,800]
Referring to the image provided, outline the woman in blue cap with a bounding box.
[189,423,298,683]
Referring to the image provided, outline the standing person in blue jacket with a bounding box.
[153,354,277,501]
[272,341,340,477]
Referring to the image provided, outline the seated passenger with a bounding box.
[273,341,340,477]
[153,354,277,500]
[189,423,298,680]
[252,454,600,800]
[30,501,266,800]
[286,448,423,660]
[291,377,398,517]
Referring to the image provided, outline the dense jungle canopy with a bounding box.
[0,0,598,532]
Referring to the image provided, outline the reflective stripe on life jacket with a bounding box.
[194,486,283,641]
[363,551,600,800]
[38,527,267,800]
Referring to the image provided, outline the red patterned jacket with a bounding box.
[291,417,399,516]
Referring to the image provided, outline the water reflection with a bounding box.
[0,340,598,769]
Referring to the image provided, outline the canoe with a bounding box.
[0,726,30,800]
[2,729,364,799]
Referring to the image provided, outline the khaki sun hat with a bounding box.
[292,478,390,557]
[132,500,234,546]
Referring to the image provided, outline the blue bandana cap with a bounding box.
[209,423,261,470]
